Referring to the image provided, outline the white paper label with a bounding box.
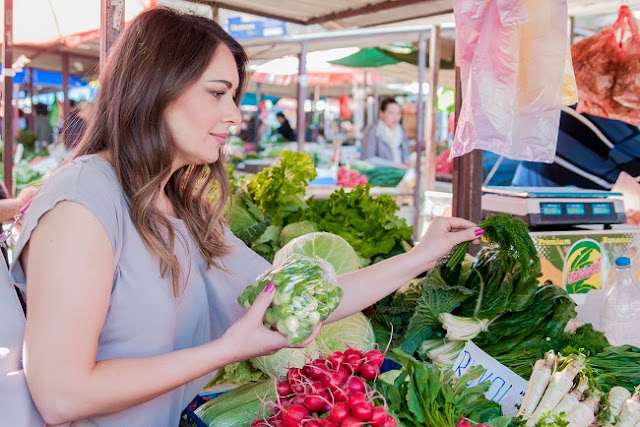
[452,341,528,417]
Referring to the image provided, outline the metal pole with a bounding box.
[424,25,441,192]
[296,41,308,152]
[100,0,124,72]
[62,52,70,132]
[2,0,14,195]
[27,68,34,132]
[212,5,219,24]
[569,16,575,45]
[412,31,427,241]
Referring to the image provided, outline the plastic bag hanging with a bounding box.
[452,0,568,163]
[572,6,640,125]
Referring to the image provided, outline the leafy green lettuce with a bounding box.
[304,184,413,263]
[247,151,317,227]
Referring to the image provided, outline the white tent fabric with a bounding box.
[0,0,152,45]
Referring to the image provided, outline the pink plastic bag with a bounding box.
[452,0,568,163]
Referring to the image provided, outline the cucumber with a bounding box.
[194,380,275,426]
[204,399,273,427]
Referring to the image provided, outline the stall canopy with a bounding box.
[0,0,153,45]
[207,0,453,28]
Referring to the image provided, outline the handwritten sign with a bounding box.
[452,342,528,417]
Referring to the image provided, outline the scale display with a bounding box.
[538,202,616,222]
[541,203,562,215]
[566,204,585,215]
[593,203,612,215]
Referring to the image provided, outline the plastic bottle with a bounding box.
[599,257,640,346]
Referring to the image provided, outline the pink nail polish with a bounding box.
[475,228,485,236]
[264,282,275,293]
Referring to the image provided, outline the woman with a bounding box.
[361,98,412,168]
[11,8,481,426]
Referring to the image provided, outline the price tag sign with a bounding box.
[452,342,528,417]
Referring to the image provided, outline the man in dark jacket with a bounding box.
[512,106,640,190]
[276,112,295,141]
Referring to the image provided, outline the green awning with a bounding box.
[330,46,455,70]
[330,47,400,68]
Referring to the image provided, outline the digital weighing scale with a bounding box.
[482,187,627,227]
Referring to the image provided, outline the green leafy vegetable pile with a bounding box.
[225,152,413,264]
[303,184,413,264]
[247,151,317,227]
[237,256,343,345]
[371,213,577,371]
[226,190,272,246]
[377,349,507,427]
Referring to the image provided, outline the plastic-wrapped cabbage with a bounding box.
[274,232,361,275]
[238,256,343,345]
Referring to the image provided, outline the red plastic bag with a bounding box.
[572,6,640,125]
[612,6,640,108]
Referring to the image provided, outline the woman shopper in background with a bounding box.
[361,98,412,168]
[11,8,481,426]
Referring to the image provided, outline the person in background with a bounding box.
[275,111,295,141]
[61,100,88,151]
[10,8,480,426]
[33,103,53,147]
[361,98,412,168]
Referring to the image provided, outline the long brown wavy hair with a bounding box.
[75,8,248,295]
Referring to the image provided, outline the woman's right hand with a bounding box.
[220,284,321,361]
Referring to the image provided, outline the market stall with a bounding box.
[2,1,640,427]
[184,1,640,426]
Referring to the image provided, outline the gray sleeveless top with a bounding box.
[10,155,271,426]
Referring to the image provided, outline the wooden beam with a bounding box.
[100,0,125,72]
[296,41,308,152]
[424,25,440,192]
[452,66,483,223]
[306,0,428,25]
[2,0,14,195]
[412,31,427,241]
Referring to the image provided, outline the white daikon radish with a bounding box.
[518,351,556,417]
[550,376,589,416]
[618,392,640,427]
[564,393,600,427]
[526,356,585,426]
[610,387,632,418]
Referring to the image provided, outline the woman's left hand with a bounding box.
[408,216,482,271]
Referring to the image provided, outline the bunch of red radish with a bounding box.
[337,168,368,188]
[252,347,397,427]
[456,419,491,427]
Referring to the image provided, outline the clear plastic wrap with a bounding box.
[452,0,569,163]
[237,255,343,345]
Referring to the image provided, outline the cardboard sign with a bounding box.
[452,342,528,417]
